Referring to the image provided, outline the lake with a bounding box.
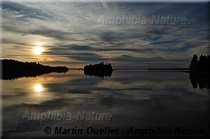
[2,70,208,138]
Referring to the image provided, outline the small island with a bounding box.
[147,54,210,89]
[84,62,113,79]
[189,55,210,89]
[189,55,210,73]
[1,59,69,80]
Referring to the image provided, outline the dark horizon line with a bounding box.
[68,68,190,71]
[1,58,190,71]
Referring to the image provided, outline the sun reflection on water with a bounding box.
[34,83,43,93]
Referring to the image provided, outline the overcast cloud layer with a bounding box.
[1,1,209,69]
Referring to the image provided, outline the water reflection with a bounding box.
[2,70,208,138]
[84,70,112,79]
[34,83,43,93]
[189,72,210,89]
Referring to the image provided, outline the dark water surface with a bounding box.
[2,70,208,138]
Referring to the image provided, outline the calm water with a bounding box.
[2,70,208,138]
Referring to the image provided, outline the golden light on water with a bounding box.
[31,82,54,101]
[34,83,43,92]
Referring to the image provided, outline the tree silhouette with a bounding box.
[1,59,69,80]
[190,54,198,71]
[189,55,210,89]
[84,62,113,79]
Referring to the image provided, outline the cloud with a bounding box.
[2,2,209,68]
[29,29,70,40]
[68,45,93,51]
[68,53,106,62]
[187,45,209,56]
[2,1,52,20]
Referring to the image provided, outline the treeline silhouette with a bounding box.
[84,62,113,79]
[1,59,69,80]
[190,55,210,72]
[189,55,210,89]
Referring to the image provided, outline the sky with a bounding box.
[1,1,209,69]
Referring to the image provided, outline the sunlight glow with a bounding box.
[33,46,44,55]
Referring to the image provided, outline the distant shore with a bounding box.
[148,68,190,72]
[1,59,69,80]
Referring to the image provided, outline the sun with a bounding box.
[33,46,44,55]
